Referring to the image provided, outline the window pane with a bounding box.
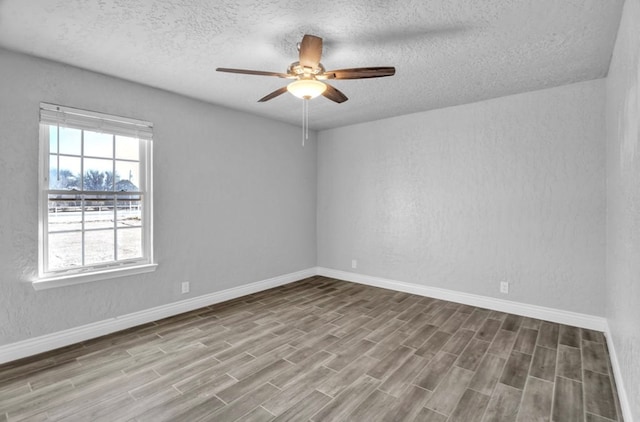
[85,230,115,265]
[48,231,82,270]
[59,127,81,155]
[50,155,81,190]
[48,194,82,232]
[115,161,140,191]
[83,158,113,191]
[116,136,139,161]
[117,228,142,260]
[84,130,113,158]
[84,198,115,230]
[116,196,142,227]
[49,126,58,153]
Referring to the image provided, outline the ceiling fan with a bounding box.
[216,34,396,103]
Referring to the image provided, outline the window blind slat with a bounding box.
[40,103,153,140]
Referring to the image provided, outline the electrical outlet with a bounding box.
[500,281,509,294]
[351,259,357,269]
[181,281,190,294]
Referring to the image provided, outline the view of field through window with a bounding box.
[46,126,144,270]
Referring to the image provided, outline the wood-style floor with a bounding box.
[0,276,623,422]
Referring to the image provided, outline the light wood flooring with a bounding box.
[0,276,624,421]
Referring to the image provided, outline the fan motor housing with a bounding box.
[288,61,326,78]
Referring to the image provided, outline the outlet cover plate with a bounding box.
[500,281,509,294]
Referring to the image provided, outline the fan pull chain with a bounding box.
[305,99,309,143]
[301,98,310,147]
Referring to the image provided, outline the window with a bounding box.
[37,103,155,286]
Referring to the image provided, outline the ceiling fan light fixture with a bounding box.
[287,79,326,99]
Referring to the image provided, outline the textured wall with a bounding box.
[605,0,640,418]
[318,79,606,315]
[0,48,317,345]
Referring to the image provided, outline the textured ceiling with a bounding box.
[0,0,624,130]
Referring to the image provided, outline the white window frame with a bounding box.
[34,103,156,290]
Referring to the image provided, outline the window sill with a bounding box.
[31,263,158,290]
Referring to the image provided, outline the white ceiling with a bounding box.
[0,0,624,130]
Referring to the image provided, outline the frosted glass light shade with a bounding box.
[287,79,327,99]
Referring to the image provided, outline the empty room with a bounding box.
[0,0,638,421]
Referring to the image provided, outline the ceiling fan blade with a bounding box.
[299,34,323,68]
[325,67,396,79]
[322,83,348,103]
[216,68,290,78]
[258,86,289,102]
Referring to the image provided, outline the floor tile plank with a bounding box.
[513,328,538,355]
[476,318,503,342]
[557,345,582,381]
[462,309,491,331]
[311,375,379,422]
[552,376,584,422]
[469,353,506,396]
[449,388,491,422]
[425,366,474,416]
[316,355,377,397]
[456,338,491,371]
[208,382,279,422]
[366,345,413,380]
[414,408,448,422]
[235,406,276,422]
[382,384,432,421]
[227,346,294,381]
[415,330,452,359]
[440,311,469,334]
[443,329,475,355]
[537,323,559,349]
[326,339,376,372]
[559,325,581,348]
[529,346,556,382]
[402,323,438,349]
[582,340,609,374]
[217,359,292,403]
[415,351,458,391]
[270,350,332,389]
[488,330,518,358]
[271,390,331,422]
[501,315,523,333]
[583,369,618,420]
[347,389,396,422]
[582,328,605,344]
[379,354,427,397]
[482,382,522,422]
[500,351,532,390]
[516,377,553,422]
[586,412,618,422]
[262,365,334,416]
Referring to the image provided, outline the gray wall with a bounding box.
[0,48,317,345]
[605,0,640,418]
[318,79,606,315]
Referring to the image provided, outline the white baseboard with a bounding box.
[316,267,607,331]
[0,267,316,364]
[604,323,634,422]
